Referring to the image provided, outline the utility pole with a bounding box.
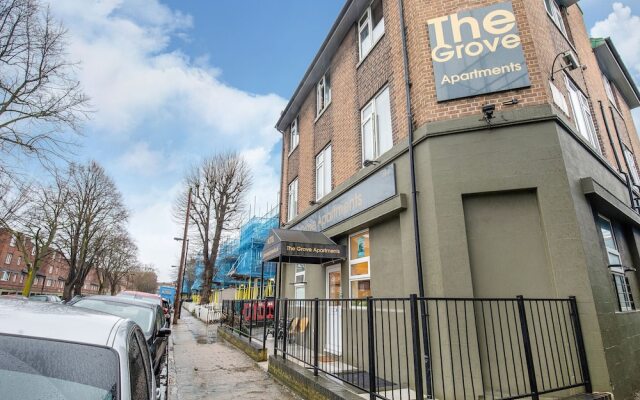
[173,187,192,325]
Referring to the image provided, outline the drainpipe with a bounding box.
[608,106,638,211]
[397,0,432,396]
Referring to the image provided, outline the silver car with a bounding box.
[0,299,156,400]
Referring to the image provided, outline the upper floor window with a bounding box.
[290,117,299,153]
[361,86,393,164]
[31,246,36,256]
[9,237,16,247]
[565,75,600,153]
[315,145,332,201]
[544,0,567,37]
[0,271,9,281]
[4,253,12,264]
[16,256,21,266]
[623,146,640,186]
[358,0,385,61]
[317,73,331,117]
[602,74,618,107]
[287,178,299,222]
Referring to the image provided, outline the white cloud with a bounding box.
[46,0,286,281]
[118,142,163,176]
[591,2,640,136]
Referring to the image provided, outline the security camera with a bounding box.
[482,104,496,120]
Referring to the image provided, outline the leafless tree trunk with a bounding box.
[0,0,88,172]
[175,152,251,305]
[56,161,127,301]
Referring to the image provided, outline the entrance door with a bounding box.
[325,265,342,355]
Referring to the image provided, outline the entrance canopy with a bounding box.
[262,229,346,264]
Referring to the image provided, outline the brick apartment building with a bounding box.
[0,230,102,296]
[273,0,640,397]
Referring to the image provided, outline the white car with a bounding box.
[0,299,157,399]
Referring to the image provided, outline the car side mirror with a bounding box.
[158,327,171,337]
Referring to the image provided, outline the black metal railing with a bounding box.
[220,298,275,349]
[272,295,592,400]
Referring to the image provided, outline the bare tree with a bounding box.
[94,231,138,295]
[129,264,158,294]
[175,152,251,305]
[56,161,128,301]
[0,0,89,171]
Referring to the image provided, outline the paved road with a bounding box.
[168,310,298,400]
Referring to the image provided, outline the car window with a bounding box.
[156,306,164,331]
[0,334,119,400]
[73,299,154,336]
[128,329,151,400]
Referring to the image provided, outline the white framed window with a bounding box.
[602,74,617,106]
[31,246,36,256]
[613,274,635,312]
[287,178,299,222]
[315,145,332,201]
[1,271,9,281]
[48,265,53,274]
[11,273,16,282]
[46,279,52,287]
[565,75,600,153]
[358,0,385,60]
[290,117,299,153]
[349,230,371,299]
[16,257,21,266]
[623,146,640,186]
[19,274,23,283]
[544,0,567,36]
[316,73,331,117]
[9,237,16,247]
[597,215,636,312]
[361,86,393,164]
[4,254,12,265]
[294,264,305,299]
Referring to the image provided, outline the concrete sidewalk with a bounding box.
[168,310,298,400]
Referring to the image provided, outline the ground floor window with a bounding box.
[0,271,9,281]
[613,274,635,312]
[349,229,371,299]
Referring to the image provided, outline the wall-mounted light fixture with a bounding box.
[482,104,496,125]
[550,50,580,81]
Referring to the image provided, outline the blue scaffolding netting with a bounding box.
[189,212,279,292]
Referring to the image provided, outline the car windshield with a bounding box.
[0,334,119,400]
[118,294,161,306]
[73,299,154,335]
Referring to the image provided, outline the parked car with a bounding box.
[29,294,62,302]
[68,295,170,373]
[0,298,157,399]
[118,291,171,325]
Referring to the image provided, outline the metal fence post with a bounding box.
[231,300,235,331]
[273,298,280,356]
[517,295,539,399]
[314,298,319,376]
[262,299,268,351]
[249,300,254,343]
[282,298,289,360]
[239,299,244,337]
[366,297,377,400]
[409,295,424,399]
[569,296,592,393]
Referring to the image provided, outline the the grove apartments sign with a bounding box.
[427,1,531,101]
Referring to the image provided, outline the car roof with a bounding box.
[119,290,161,299]
[0,299,126,346]
[75,295,159,309]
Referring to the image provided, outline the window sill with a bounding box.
[614,309,640,315]
[288,145,298,158]
[356,32,385,70]
[315,101,332,123]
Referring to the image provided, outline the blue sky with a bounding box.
[43,1,640,280]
